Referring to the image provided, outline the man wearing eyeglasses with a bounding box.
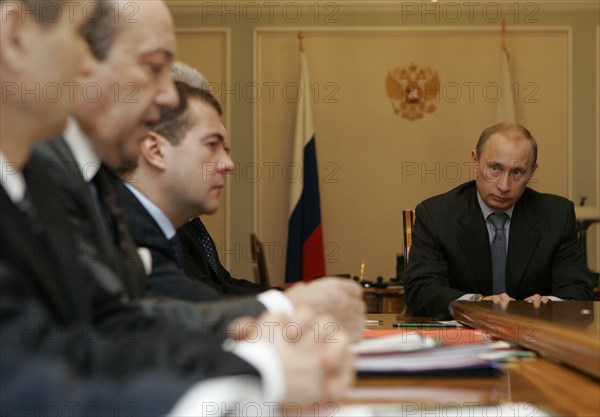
[404,123,593,317]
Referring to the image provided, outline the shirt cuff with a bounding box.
[257,290,295,316]
[223,339,287,403]
[547,296,563,301]
[448,294,474,316]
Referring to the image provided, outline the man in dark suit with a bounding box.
[31,0,362,342]
[0,1,226,413]
[2,1,354,412]
[405,123,594,317]
[179,217,268,295]
[122,62,366,342]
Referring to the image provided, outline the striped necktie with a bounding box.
[190,217,220,275]
[488,212,509,295]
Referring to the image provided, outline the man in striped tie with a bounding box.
[121,62,366,343]
[404,123,594,318]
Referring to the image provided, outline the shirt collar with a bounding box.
[477,191,514,220]
[63,118,101,182]
[0,152,26,203]
[124,183,176,240]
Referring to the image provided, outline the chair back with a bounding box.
[402,209,416,271]
[250,233,271,288]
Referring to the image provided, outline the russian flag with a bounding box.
[285,52,325,283]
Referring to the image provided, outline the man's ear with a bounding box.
[529,163,539,178]
[471,149,479,171]
[0,3,31,75]
[139,132,168,171]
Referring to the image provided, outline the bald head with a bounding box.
[86,0,173,61]
[74,0,177,168]
[476,122,538,168]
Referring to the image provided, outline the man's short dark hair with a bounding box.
[153,81,223,146]
[84,0,121,61]
[476,122,538,167]
[117,81,222,177]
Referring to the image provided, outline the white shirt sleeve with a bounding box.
[167,375,277,417]
[223,339,287,404]
[448,294,474,316]
[257,290,295,316]
[168,339,288,417]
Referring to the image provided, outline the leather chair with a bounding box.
[250,233,271,288]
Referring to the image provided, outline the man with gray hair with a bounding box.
[121,62,365,343]
[1,0,191,413]
[27,0,358,410]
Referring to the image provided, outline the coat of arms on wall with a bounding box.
[386,63,440,120]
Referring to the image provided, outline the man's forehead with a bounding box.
[187,99,227,135]
[483,134,532,156]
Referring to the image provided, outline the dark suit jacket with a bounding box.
[32,138,146,299]
[178,219,267,296]
[31,138,266,333]
[1,171,259,413]
[120,184,267,317]
[404,181,594,317]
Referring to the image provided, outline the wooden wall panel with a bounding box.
[255,28,570,284]
[175,29,230,264]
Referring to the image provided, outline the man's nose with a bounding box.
[497,172,511,192]
[155,76,179,109]
[216,156,235,173]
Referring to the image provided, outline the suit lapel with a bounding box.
[457,189,493,294]
[120,184,176,265]
[47,138,146,298]
[47,138,119,265]
[1,179,80,322]
[506,197,539,293]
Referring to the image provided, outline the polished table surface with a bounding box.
[353,303,600,416]
[453,301,600,379]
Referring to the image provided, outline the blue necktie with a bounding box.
[488,212,509,294]
[190,218,220,275]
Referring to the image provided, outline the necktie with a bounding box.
[87,179,111,234]
[89,166,145,298]
[169,236,185,268]
[17,188,44,236]
[190,217,220,275]
[488,212,509,294]
[91,166,134,256]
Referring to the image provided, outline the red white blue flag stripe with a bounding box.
[285,52,325,283]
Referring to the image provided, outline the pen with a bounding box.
[392,322,457,328]
[365,319,383,325]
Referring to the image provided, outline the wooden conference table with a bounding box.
[350,301,600,416]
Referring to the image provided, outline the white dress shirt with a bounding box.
[1,152,26,203]
[124,183,295,315]
[450,192,561,314]
[124,182,295,410]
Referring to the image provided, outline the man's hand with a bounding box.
[524,294,551,308]
[284,278,366,343]
[482,293,515,310]
[229,308,355,405]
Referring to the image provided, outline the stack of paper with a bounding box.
[353,333,509,375]
[338,402,553,417]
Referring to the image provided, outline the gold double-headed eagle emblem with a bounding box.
[386,63,440,120]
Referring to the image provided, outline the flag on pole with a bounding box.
[496,21,516,123]
[285,50,325,283]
